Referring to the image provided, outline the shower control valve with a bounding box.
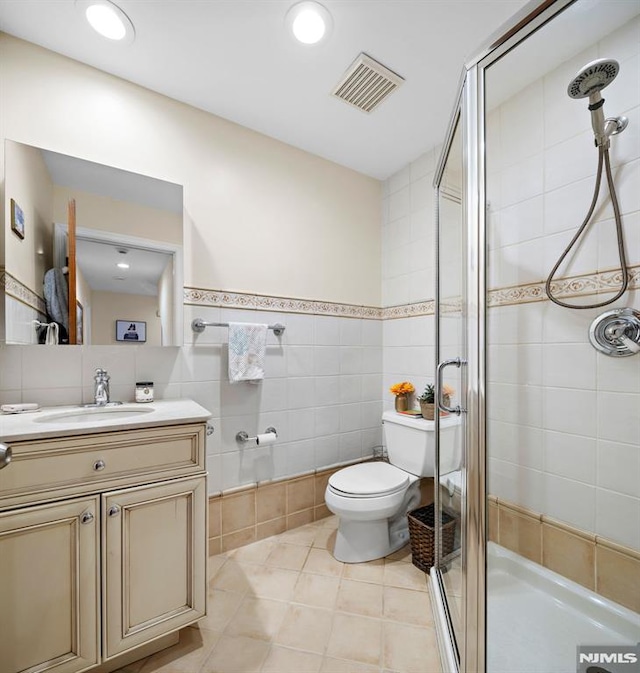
[589,308,640,357]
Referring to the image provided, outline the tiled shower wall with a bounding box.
[0,304,383,495]
[486,17,640,551]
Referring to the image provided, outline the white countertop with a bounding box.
[0,399,211,442]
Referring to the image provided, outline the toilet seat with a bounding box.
[328,462,409,498]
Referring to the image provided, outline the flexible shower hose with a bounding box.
[545,145,629,309]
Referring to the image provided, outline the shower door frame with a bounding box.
[431,79,466,673]
[432,1,579,671]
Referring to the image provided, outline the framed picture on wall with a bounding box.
[76,301,84,345]
[10,199,25,239]
[116,320,147,343]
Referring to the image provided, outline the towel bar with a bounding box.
[191,319,285,336]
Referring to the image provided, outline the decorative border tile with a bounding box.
[382,300,434,319]
[4,265,635,326]
[488,266,640,308]
[184,264,639,321]
[184,287,383,319]
[0,268,46,314]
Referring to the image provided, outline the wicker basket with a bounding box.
[407,503,457,573]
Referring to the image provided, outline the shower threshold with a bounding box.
[487,542,640,673]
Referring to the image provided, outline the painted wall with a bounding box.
[0,34,384,493]
[91,291,161,346]
[158,260,174,346]
[486,17,640,551]
[76,264,92,345]
[0,34,381,306]
[52,187,182,246]
[3,140,53,293]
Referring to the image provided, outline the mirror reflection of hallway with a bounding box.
[2,140,183,346]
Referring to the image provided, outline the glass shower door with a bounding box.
[480,2,640,672]
[434,113,466,667]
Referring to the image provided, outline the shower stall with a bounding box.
[429,1,640,671]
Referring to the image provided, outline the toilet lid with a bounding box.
[328,462,409,497]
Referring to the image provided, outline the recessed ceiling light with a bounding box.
[76,0,135,43]
[285,1,332,45]
[116,262,130,269]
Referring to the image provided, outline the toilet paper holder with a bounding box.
[236,427,278,446]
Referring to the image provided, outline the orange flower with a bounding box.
[389,381,415,396]
[442,384,455,397]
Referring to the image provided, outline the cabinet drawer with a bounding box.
[0,423,205,509]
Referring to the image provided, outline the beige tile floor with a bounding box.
[117,516,443,673]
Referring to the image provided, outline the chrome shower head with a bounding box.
[567,58,619,99]
[568,58,625,148]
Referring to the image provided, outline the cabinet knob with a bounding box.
[93,459,106,471]
[108,505,120,517]
[80,511,94,524]
[0,443,11,470]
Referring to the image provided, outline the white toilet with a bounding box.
[325,410,460,563]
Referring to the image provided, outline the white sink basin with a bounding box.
[33,405,154,424]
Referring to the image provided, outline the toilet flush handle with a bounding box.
[436,358,466,416]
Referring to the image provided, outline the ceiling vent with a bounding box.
[331,53,404,113]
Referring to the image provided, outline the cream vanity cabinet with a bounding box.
[0,411,208,673]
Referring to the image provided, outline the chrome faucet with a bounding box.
[94,368,110,406]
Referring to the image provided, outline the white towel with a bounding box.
[228,323,267,383]
[45,322,59,345]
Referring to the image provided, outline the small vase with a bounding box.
[395,394,409,412]
[420,398,451,420]
[420,401,435,420]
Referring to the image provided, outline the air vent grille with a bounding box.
[332,53,404,113]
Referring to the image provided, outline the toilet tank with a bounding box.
[382,410,461,477]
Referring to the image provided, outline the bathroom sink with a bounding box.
[33,405,155,424]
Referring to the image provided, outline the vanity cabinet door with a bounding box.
[0,497,100,673]
[102,475,206,659]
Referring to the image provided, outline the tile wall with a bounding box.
[489,495,640,613]
[487,297,640,550]
[208,470,334,554]
[486,17,640,551]
[0,303,384,495]
[381,148,440,409]
[210,469,434,554]
[4,295,40,344]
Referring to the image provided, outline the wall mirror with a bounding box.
[3,140,183,346]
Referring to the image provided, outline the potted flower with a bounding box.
[389,381,415,413]
[418,384,455,420]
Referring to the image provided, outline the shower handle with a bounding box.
[436,358,466,416]
[589,308,640,357]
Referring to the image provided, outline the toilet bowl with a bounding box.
[325,410,460,563]
[326,462,421,563]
